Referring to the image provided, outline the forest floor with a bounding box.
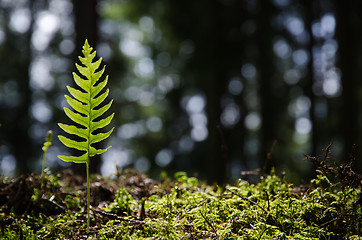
[0,152,362,239]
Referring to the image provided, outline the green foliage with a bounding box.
[58,39,114,164]
[64,194,82,211]
[57,39,114,234]
[42,130,53,154]
[108,187,137,216]
[41,130,53,183]
[174,171,198,187]
[145,172,361,239]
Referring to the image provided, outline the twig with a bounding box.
[198,210,217,235]
[264,190,270,212]
[226,188,277,224]
[258,227,268,240]
[319,217,338,228]
[93,209,146,224]
[43,197,66,212]
[322,142,333,165]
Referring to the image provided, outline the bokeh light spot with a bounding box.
[155,149,173,167]
[245,112,261,130]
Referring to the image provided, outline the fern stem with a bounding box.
[41,152,46,178]
[86,160,90,235]
[41,152,46,189]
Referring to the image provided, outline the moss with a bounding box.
[0,169,361,239]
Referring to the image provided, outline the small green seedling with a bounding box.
[41,130,53,182]
[58,40,114,233]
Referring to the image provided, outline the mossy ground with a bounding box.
[0,165,361,239]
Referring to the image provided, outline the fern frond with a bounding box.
[58,40,114,163]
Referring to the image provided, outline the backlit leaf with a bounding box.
[58,39,114,164]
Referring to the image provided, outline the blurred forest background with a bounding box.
[1,0,362,184]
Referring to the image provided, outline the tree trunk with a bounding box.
[73,0,99,53]
[302,0,320,179]
[257,1,277,173]
[73,0,100,174]
[334,0,361,170]
[0,1,34,174]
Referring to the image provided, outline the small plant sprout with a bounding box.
[41,130,53,179]
[58,40,114,234]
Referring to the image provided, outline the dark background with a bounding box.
[1,0,362,184]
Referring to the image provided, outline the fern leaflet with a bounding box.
[58,39,114,163]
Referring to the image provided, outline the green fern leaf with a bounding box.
[58,40,114,163]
